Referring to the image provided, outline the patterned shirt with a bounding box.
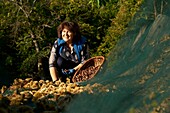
[49,36,90,69]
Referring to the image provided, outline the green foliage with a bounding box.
[96,0,144,57]
[0,0,143,78]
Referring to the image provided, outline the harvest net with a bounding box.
[64,0,170,113]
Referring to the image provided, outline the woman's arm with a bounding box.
[49,67,59,82]
[73,43,90,71]
[49,41,59,82]
[73,63,83,71]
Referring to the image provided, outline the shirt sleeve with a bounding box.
[49,40,58,68]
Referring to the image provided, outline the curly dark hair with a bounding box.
[57,21,81,42]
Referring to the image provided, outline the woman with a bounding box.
[49,21,90,82]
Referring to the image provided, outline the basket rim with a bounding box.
[72,56,105,82]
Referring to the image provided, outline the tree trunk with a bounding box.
[30,32,43,72]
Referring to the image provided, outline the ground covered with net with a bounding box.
[0,0,170,113]
[63,1,170,113]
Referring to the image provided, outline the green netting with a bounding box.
[64,1,170,113]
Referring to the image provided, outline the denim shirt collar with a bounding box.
[57,38,66,46]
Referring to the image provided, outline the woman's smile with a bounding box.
[62,28,73,43]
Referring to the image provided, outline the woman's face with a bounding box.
[62,27,74,43]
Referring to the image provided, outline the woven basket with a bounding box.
[72,56,105,83]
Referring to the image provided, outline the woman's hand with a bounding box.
[62,69,75,75]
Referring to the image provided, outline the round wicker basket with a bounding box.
[72,56,105,83]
